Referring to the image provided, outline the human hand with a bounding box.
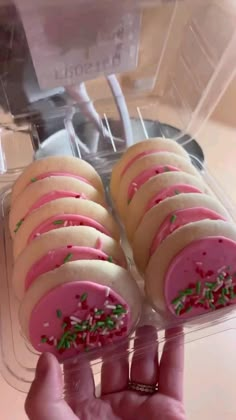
[25,326,185,420]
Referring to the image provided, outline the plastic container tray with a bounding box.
[0,0,236,397]
[1,140,236,393]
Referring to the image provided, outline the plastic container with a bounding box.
[0,0,236,399]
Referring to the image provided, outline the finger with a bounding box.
[101,340,129,395]
[25,353,78,420]
[130,326,158,386]
[159,328,184,401]
[64,355,95,411]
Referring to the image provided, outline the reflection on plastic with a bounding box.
[0,129,6,174]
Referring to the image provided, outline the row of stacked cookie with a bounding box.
[10,156,141,361]
[111,138,236,319]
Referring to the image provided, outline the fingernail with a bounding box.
[36,353,51,379]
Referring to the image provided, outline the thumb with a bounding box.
[25,353,78,420]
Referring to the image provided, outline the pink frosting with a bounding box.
[21,191,87,223]
[128,165,180,203]
[150,207,225,256]
[25,246,117,291]
[164,237,236,319]
[31,171,90,185]
[121,149,163,177]
[28,214,110,243]
[146,184,202,212]
[29,281,130,361]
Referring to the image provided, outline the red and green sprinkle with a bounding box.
[170,214,177,224]
[40,292,128,353]
[53,219,64,225]
[14,218,24,233]
[56,309,62,319]
[172,266,236,316]
[80,293,88,302]
[63,253,73,264]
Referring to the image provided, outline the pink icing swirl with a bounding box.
[24,190,87,221]
[25,246,116,292]
[128,165,180,203]
[31,171,90,185]
[121,149,164,177]
[146,184,202,212]
[28,214,110,243]
[150,207,225,257]
[29,281,130,361]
